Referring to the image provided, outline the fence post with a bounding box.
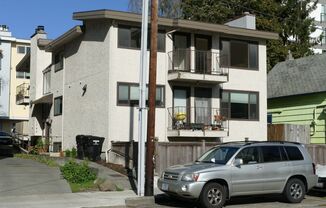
[201,140,206,154]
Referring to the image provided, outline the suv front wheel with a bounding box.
[200,182,226,208]
[284,178,306,203]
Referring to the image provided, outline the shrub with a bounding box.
[60,160,96,183]
[65,149,71,157]
[71,147,77,158]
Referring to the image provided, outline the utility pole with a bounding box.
[138,0,149,197]
[145,0,158,196]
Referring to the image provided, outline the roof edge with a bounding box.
[45,26,83,52]
[73,9,278,40]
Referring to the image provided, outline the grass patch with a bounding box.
[69,181,98,193]
[14,154,58,167]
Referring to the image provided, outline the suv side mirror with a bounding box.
[234,158,243,167]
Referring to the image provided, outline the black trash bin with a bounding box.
[86,136,105,161]
[76,135,87,159]
[76,135,104,161]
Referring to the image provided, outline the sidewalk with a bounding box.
[0,190,136,208]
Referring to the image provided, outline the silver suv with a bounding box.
[157,141,318,208]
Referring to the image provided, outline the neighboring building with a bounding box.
[268,55,326,144]
[18,10,277,153]
[310,0,326,53]
[0,25,30,135]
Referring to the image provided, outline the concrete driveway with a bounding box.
[0,157,71,196]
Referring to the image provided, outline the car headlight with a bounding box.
[181,173,199,182]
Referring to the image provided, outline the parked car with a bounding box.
[158,141,318,208]
[0,131,14,156]
[315,164,326,189]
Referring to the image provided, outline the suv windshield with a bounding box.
[197,146,239,164]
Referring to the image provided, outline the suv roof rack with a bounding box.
[220,140,302,146]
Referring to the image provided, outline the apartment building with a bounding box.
[0,25,30,135]
[310,0,326,53]
[17,10,277,153]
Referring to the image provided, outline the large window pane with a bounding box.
[249,43,258,69]
[285,146,304,161]
[220,40,230,67]
[249,93,258,119]
[235,147,259,164]
[130,85,139,105]
[118,85,129,104]
[231,41,248,68]
[118,27,130,47]
[230,93,248,119]
[54,97,63,116]
[130,28,141,48]
[157,32,166,52]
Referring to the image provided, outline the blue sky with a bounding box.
[0,0,129,39]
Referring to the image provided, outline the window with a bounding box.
[16,72,30,79]
[261,146,282,163]
[54,96,63,116]
[321,5,326,23]
[117,83,165,107]
[235,147,259,165]
[17,46,26,54]
[0,78,2,96]
[284,146,304,161]
[118,25,166,52]
[220,39,258,69]
[54,52,64,72]
[222,90,259,120]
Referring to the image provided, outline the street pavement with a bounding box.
[1,156,326,208]
[0,156,71,196]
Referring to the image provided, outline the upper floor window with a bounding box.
[220,39,258,70]
[54,52,64,72]
[118,25,166,52]
[117,82,165,107]
[16,71,30,79]
[221,90,259,120]
[54,96,63,116]
[17,46,30,54]
[321,5,326,22]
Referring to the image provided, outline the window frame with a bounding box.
[260,146,285,163]
[117,24,166,52]
[221,89,259,121]
[220,38,259,70]
[54,51,64,72]
[54,96,63,116]
[17,46,26,54]
[117,82,165,108]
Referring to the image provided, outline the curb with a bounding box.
[125,196,155,208]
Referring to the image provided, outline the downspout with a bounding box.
[61,55,65,150]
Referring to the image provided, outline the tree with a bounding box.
[181,0,317,71]
[128,0,182,18]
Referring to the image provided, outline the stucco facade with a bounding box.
[22,10,276,153]
[0,26,30,133]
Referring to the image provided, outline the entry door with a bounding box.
[173,34,189,71]
[173,88,190,124]
[194,88,211,125]
[195,36,212,73]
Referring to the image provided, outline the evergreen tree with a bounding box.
[128,0,182,18]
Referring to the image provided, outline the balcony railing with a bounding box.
[16,83,29,105]
[167,106,229,132]
[168,49,229,75]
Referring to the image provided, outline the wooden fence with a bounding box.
[268,124,310,144]
[306,145,326,165]
[111,140,219,174]
[111,141,326,175]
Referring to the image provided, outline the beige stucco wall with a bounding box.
[9,41,30,121]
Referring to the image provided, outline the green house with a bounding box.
[268,55,326,144]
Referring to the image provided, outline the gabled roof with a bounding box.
[268,54,326,99]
